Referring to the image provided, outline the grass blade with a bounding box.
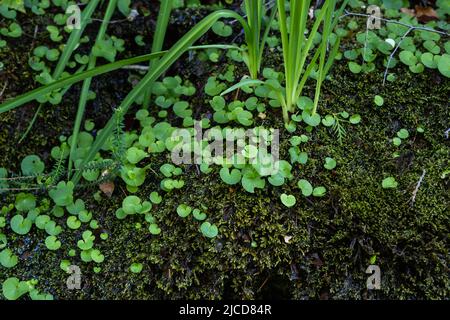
[0,45,236,115]
[18,0,101,142]
[142,0,173,109]
[71,9,247,184]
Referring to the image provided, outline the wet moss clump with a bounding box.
[0,4,448,300]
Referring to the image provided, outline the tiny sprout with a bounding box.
[149,224,161,235]
[100,233,109,241]
[297,179,313,197]
[21,155,45,176]
[59,260,71,272]
[149,191,162,204]
[192,209,207,221]
[89,220,99,229]
[324,157,337,170]
[130,263,143,273]
[15,193,36,212]
[349,114,361,124]
[122,195,152,215]
[312,186,327,197]
[77,231,95,251]
[10,215,32,235]
[212,21,232,37]
[219,167,241,185]
[280,194,296,207]
[200,222,218,238]
[49,181,74,207]
[67,216,81,230]
[126,147,148,164]
[177,204,192,218]
[0,249,18,268]
[397,129,409,140]
[393,137,402,146]
[90,249,105,263]
[374,95,384,107]
[45,236,61,251]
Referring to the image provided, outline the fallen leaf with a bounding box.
[414,6,439,23]
[99,181,115,198]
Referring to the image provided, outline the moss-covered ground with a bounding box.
[0,3,448,300]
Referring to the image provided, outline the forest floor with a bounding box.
[0,2,449,299]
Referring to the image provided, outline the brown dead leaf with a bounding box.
[415,6,439,23]
[99,181,115,198]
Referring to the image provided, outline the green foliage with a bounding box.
[0,248,18,268]
[77,230,95,251]
[10,215,32,235]
[382,177,398,189]
[324,157,337,170]
[297,179,313,197]
[374,95,384,107]
[45,235,61,251]
[130,262,143,273]
[177,204,192,218]
[15,193,36,211]
[49,181,74,206]
[2,277,30,300]
[21,155,44,175]
[200,222,218,238]
[280,193,296,207]
[212,21,232,37]
[312,186,327,197]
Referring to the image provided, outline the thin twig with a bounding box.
[0,81,7,98]
[383,27,413,85]
[409,169,426,207]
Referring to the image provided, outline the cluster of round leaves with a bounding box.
[176,204,218,238]
[342,6,450,78]
[116,192,163,235]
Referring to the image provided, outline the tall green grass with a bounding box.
[142,0,173,109]
[223,0,348,123]
[242,0,277,79]
[278,0,344,116]
[68,0,118,178]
